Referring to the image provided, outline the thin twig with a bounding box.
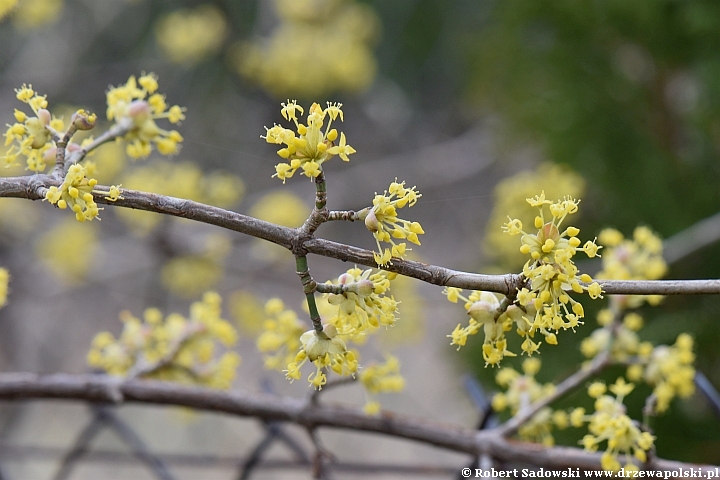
[96,406,175,480]
[66,120,132,166]
[695,371,720,420]
[307,428,334,480]
[663,210,720,265]
[497,350,611,437]
[52,404,176,480]
[52,411,106,480]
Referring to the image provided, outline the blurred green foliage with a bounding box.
[466,0,720,238]
[461,0,720,463]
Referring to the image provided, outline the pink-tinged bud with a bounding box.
[338,273,353,285]
[71,110,97,131]
[364,208,379,232]
[43,147,57,162]
[67,143,81,153]
[353,279,374,296]
[127,100,150,121]
[37,109,51,126]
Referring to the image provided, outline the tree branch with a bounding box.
[2,174,720,296]
[0,372,713,472]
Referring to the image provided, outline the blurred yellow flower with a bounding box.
[155,5,227,65]
[35,219,99,283]
[232,0,380,97]
[12,0,62,27]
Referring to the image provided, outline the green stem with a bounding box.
[300,171,329,236]
[314,170,327,211]
[296,255,322,333]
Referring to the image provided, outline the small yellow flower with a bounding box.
[105,74,185,159]
[265,101,354,182]
[44,164,101,222]
[364,179,423,265]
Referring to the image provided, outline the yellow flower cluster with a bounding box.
[597,226,666,308]
[575,378,655,472]
[491,358,567,446]
[106,74,185,159]
[359,355,405,415]
[3,84,68,172]
[324,267,399,338]
[506,193,602,349]
[253,281,403,405]
[285,323,358,390]
[581,311,651,362]
[363,180,424,265]
[627,334,695,413]
[0,267,8,308]
[486,163,585,268]
[264,101,355,182]
[87,292,240,389]
[445,288,525,365]
[155,5,227,65]
[232,0,379,97]
[445,193,601,365]
[44,163,101,222]
[256,298,306,371]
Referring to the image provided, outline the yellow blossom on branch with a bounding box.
[486,163,585,268]
[2,84,74,172]
[264,100,355,182]
[574,378,655,472]
[506,192,602,352]
[324,267,399,337]
[359,355,404,415]
[363,179,423,265]
[285,323,358,390]
[256,298,306,371]
[105,73,186,159]
[444,288,522,365]
[491,358,565,446]
[44,163,101,222]
[445,193,601,365]
[87,292,240,389]
[597,225,667,309]
[632,334,696,413]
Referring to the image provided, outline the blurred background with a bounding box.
[1,0,720,478]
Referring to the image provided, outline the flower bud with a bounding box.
[71,110,97,131]
[467,300,495,323]
[364,208,379,232]
[351,279,374,296]
[37,108,51,126]
[127,100,151,121]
